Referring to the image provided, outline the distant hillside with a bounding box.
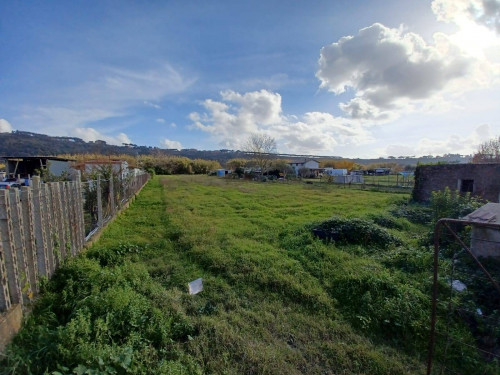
[0,130,471,166]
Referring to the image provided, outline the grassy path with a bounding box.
[2,176,426,374]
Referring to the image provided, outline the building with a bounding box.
[413,163,500,202]
[464,203,500,258]
[71,159,130,180]
[288,159,320,176]
[323,168,347,176]
[1,156,75,181]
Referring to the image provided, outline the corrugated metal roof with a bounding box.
[464,203,500,223]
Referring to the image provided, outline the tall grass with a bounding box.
[2,176,435,374]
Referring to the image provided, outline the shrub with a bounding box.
[368,214,409,230]
[429,187,483,223]
[312,217,402,249]
[390,202,432,225]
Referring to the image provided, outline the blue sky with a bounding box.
[1,0,499,157]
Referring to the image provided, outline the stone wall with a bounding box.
[413,164,500,202]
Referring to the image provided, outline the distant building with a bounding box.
[71,159,129,180]
[413,163,500,202]
[1,156,74,181]
[288,159,320,176]
[323,168,347,176]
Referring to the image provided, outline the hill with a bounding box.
[0,130,471,166]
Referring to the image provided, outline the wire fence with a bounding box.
[429,220,500,375]
[317,173,415,193]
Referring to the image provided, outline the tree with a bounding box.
[472,136,500,163]
[244,134,277,176]
[271,159,294,179]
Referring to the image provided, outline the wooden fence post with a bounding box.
[109,176,116,215]
[49,183,66,264]
[65,182,77,257]
[32,176,50,277]
[70,172,84,254]
[9,189,33,305]
[60,182,71,257]
[42,184,55,275]
[0,237,11,311]
[0,190,22,306]
[97,177,103,228]
[21,186,39,294]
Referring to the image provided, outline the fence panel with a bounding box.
[0,172,150,315]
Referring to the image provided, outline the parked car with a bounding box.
[0,181,22,189]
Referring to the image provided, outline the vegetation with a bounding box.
[244,133,277,176]
[472,135,500,163]
[0,176,492,374]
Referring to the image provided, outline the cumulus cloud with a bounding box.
[0,119,13,133]
[317,23,475,120]
[162,138,182,150]
[432,0,500,33]
[189,90,371,154]
[74,127,132,146]
[73,127,130,145]
[156,118,166,123]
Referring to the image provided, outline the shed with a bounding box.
[464,203,500,258]
[2,156,74,180]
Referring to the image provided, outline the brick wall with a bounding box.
[413,164,500,202]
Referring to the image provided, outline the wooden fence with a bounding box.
[0,173,150,314]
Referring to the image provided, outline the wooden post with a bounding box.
[97,177,103,228]
[41,184,55,275]
[0,237,11,311]
[109,176,116,215]
[60,181,71,257]
[9,189,33,305]
[65,182,77,257]
[75,173,85,251]
[32,176,50,277]
[49,183,66,264]
[0,190,22,306]
[21,186,38,294]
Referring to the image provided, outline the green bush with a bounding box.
[390,202,432,225]
[312,217,402,249]
[429,187,483,222]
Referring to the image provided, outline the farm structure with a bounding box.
[288,158,321,176]
[413,163,500,202]
[323,168,347,176]
[464,202,500,258]
[72,159,130,180]
[2,156,75,181]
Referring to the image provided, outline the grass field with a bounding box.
[0,176,460,374]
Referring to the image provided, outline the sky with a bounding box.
[1,0,499,158]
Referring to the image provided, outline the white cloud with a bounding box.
[0,119,13,133]
[144,101,161,109]
[74,127,132,146]
[15,63,195,142]
[162,138,182,150]
[432,0,500,33]
[190,90,372,154]
[317,23,477,121]
[156,118,166,123]
[382,123,492,156]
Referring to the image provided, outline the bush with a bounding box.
[390,202,432,225]
[429,187,483,222]
[368,214,409,230]
[312,217,402,249]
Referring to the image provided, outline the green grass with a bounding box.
[2,176,436,374]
